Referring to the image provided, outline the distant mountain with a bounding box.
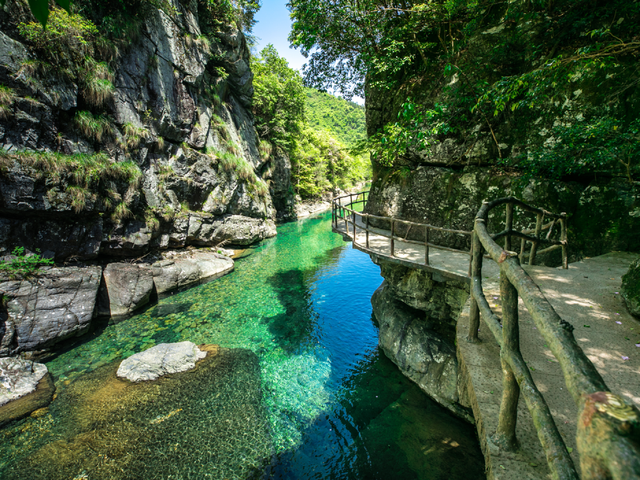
[304,89,366,147]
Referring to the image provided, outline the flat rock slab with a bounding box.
[151,249,234,295]
[0,357,55,426]
[117,341,207,382]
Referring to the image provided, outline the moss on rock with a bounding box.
[622,258,640,318]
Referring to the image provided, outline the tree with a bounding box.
[251,44,306,152]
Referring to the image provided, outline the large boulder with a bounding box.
[0,266,102,355]
[622,258,640,318]
[372,282,472,421]
[98,263,155,317]
[151,249,234,295]
[117,341,207,382]
[0,357,55,426]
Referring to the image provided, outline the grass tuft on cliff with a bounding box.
[74,111,114,142]
[0,150,142,214]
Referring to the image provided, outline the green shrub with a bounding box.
[0,85,15,118]
[18,8,99,68]
[82,62,114,107]
[0,247,54,279]
[66,185,93,213]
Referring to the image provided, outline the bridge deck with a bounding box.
[334,219,640,479]
[333,217,500,282]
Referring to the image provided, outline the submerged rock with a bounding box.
[0,357,55,426]
[1,346,273,479]
[0,266,102,355]
[117,341,207,382]
[622,258,640,318]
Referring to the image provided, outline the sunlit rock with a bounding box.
[116,341,207,382]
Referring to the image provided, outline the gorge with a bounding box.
[1,0,640,478]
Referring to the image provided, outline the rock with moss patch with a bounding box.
[621,258,640,318]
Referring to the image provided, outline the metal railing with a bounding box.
[469,198,639,480]
[332,192,640,479]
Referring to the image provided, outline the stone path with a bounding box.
[335,219,640,479]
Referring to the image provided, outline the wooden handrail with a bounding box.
[333,192,640,479]
[470,199,640,480]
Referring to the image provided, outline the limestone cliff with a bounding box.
[0,0,294,261]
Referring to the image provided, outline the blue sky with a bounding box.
[251,0,365,104]
[252,0,307,71]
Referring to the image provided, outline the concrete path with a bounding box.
[334,217,640,479]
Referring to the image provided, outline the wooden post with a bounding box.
[505,202,513,251]
[560,214,568,269]
[425,226,430,265]
[366,215,370,249]
[345,209,349,236]
[494,260,521,451]
[352,210,357,245]
[390,219,395,257]
[468,230,483,342]
[529,212,543,265]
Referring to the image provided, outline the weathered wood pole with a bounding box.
[352,210,357,245]
[560,214,568,269]
[529,212,543,265]
[425,226,430,265]
[505,202,513,251]
[468,230,483,342]
[390,219,395,257]
[365,215,370,249]
[494,260,521,451]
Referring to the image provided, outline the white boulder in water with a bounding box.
[0,357,48,406]
[116,341,207,382]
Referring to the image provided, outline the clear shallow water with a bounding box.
[0,211,484,479]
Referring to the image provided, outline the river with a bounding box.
[0,211,483,479]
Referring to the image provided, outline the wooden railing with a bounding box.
[469,198,639,480]
[332,192,640,480]
[332,191,473,279]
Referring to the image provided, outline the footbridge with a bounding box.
[332,191,640,480]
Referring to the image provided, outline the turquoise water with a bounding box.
[0,211,484,479]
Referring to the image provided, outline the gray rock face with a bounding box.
[364,166,639,263]
[0,357,48,407]
[0,0,292,262]
[622,258,640,318]
[98,263,155,317]
[372,282,472,421]
[151,249,234,295]
[0,266,102,354]
[117,341,207,382]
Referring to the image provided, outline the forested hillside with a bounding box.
[251,45,369,200]
[304,89,365,147]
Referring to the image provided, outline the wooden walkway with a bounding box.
[332,194,640,480]
[333,214,500,282]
